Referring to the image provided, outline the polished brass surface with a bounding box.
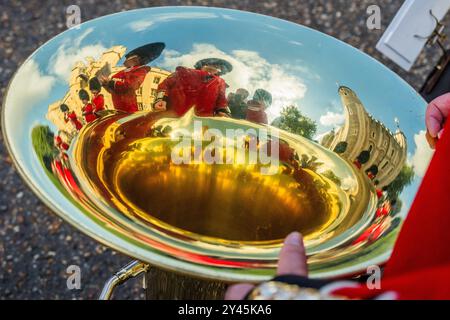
[72,110,369,249]
[2,7,431,282]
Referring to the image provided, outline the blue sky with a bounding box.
[4,6,432,217]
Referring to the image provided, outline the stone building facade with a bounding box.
[321,86,407,188]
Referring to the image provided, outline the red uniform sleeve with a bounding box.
[215,79,228,110]
[93,95,105,111]
[83,104,93,115]
[157,71,178,94]
[113,66,150,93]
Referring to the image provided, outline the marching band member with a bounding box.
[79,89,97,124]
[99,42,165,113]
[89,77,105,113]
[228,88,249,119]
[153,58,232,117]
[60,104,82,131]
[245,89,272,125]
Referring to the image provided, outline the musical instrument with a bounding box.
[1,7,431,299]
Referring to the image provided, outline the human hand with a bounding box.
[216,112,231,118]
[99,75,109,86]
[426,93,450,148]
[154,100,167,111]
[225,232,307,300]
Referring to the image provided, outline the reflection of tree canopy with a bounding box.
[31,125,57,172]
[322,170,342,186]
[356,150,371,164]
[385,165,415,201]
[299,154,323,171]
[271,106,317,140]
[366,165,379,176]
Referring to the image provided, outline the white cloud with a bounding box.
[7,59,55,114]
[49,27,107,82]
[288,64,321,81]
[159,43,307,122]
[319,111,345,127]
[128,12,218,32]
[221,14,237,20]
[410,130,434,177]
[289,40,303,46]
[267,24,283,31]
[129,20,154,32]
[315,130,333,143]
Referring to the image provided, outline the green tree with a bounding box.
[271,106,317,140]
[385,165,415,201]
[299,154,323,171]
[322,169,342,187]
[31,125,57,172]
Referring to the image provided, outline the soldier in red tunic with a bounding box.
[89,78,105,114]
[60,104,82,131]
[245,89,272,125]
[79,89,97,124]
[153,58,232,117]
[99,42,165,113]
[54,134,69,151]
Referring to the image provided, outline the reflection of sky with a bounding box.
[5,6,430,218]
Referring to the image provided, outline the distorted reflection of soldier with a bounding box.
[153,58,232,117]
[228,88,249,119]
[79,89,97,124]
[54,133,69,152]
[245,89,272,125]
[60,104,82,131]
[99,42,165,113]
[89,78,105,114]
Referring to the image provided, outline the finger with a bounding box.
[277,232,308,277]
[426,93,450,137]
[225,283,255,300]
[426,130,437,149]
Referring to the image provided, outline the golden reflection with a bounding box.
[72,110,373,248]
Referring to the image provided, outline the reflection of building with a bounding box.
[46,46,171,139]
[321,86,407,188]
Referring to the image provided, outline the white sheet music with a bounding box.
[377,0,450,71]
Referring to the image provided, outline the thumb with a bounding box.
[426,94,450,137]
[277,232,308,277]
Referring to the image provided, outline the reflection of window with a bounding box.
[387,168,393,177]
[357,150,371,165]
[151,89,157,97]
[153,77,161,84]
[365,165,378,177]
[391,149,395,157]
[369,144,373,152]
[334,141,348,154]
[383,140,387,147]
[382,161,389,169]
[371,131,376,138]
